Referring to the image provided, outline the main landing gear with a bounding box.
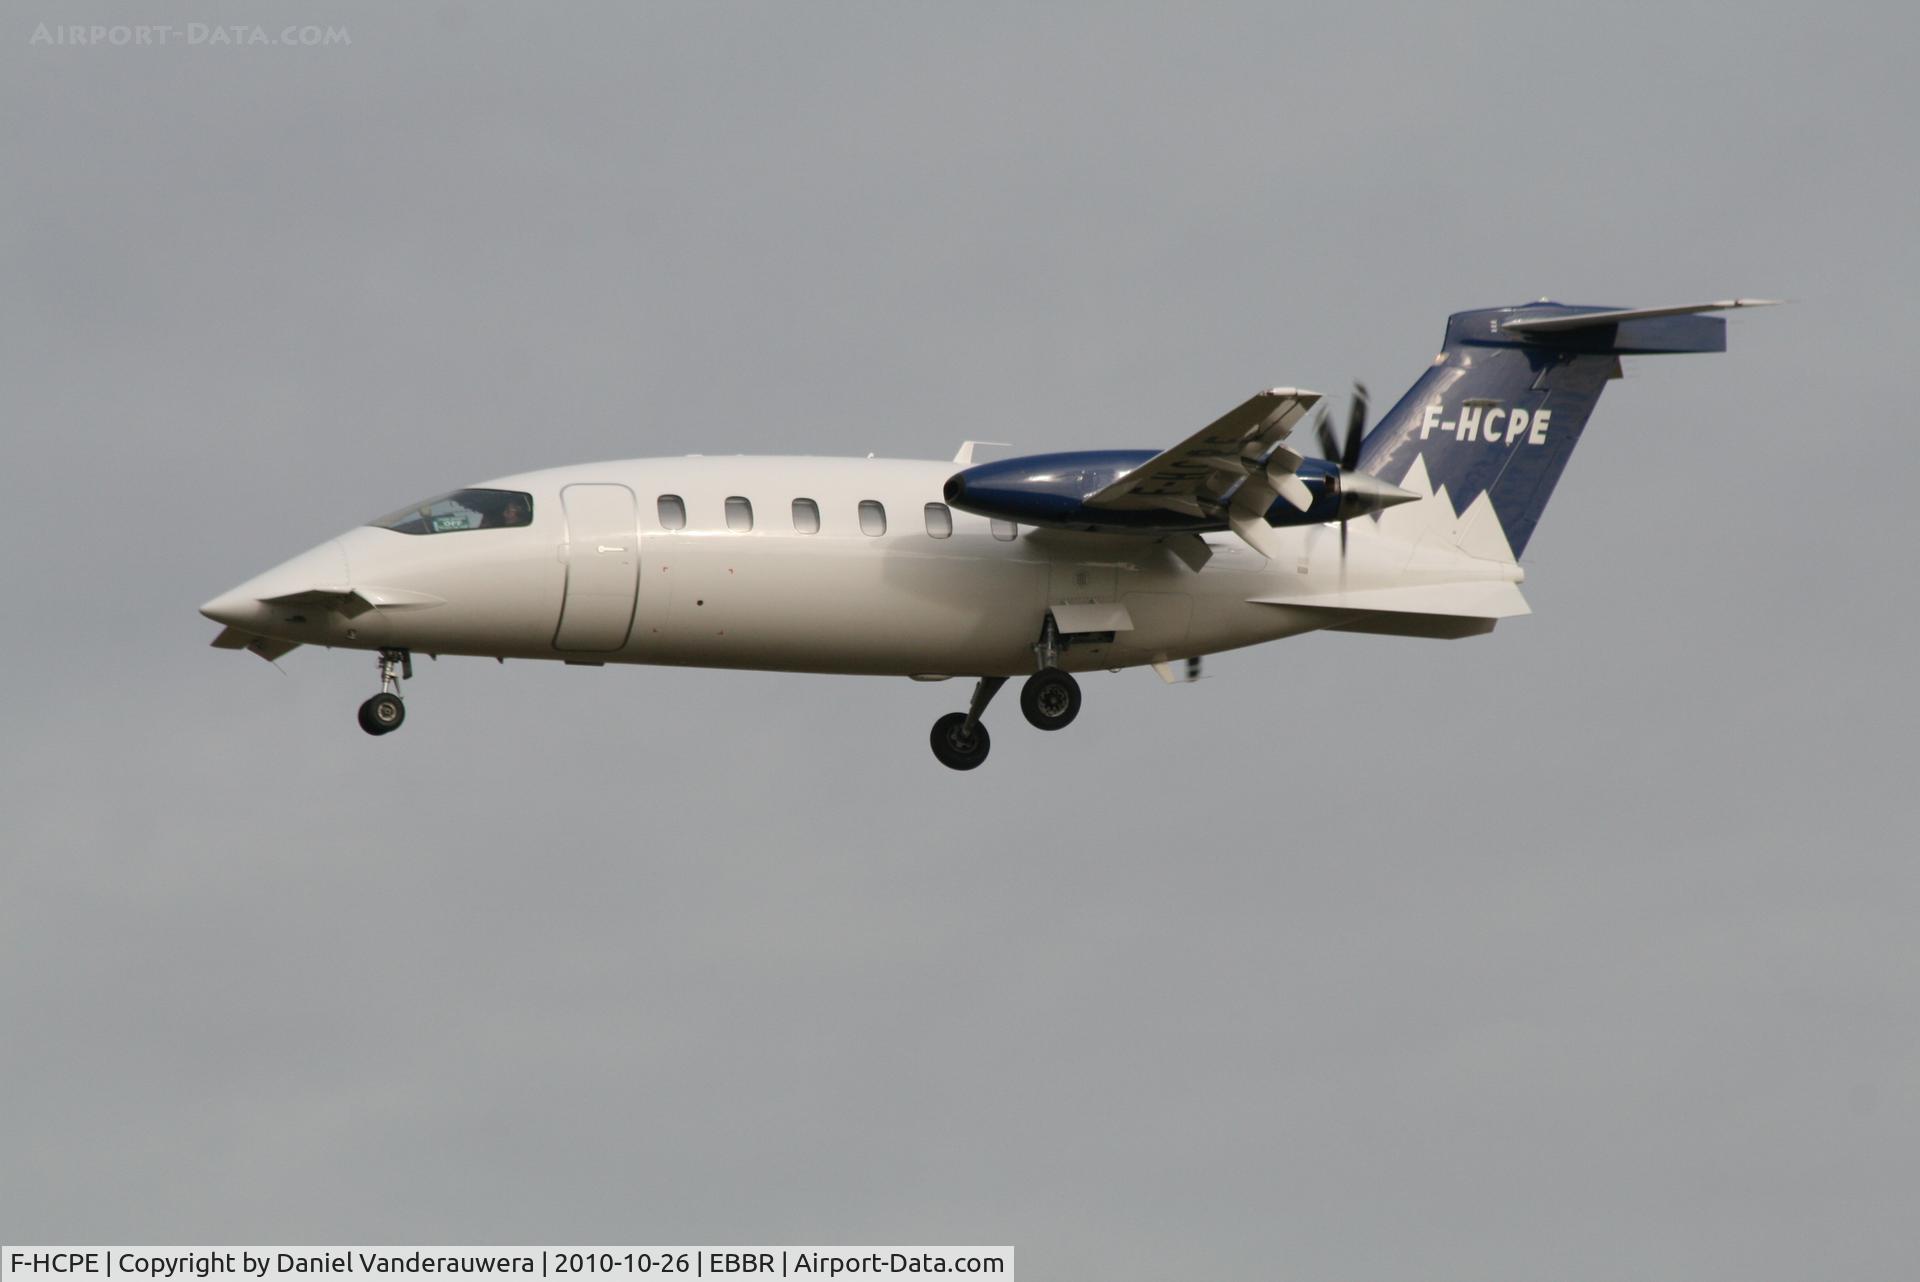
[928,617,1085,770]
[1019,611,1081,732]
[1020,668,1081,731]
[357,648,411,736]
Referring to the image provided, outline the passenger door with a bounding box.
[554,483,640,652]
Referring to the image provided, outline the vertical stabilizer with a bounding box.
[1356,300,1763,558]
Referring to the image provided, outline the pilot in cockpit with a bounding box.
[482,495,530,529]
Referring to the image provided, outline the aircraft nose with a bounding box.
[198,585,261,629]
[199,538,352,628]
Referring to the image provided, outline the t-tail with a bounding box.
[1355,299,1775,559]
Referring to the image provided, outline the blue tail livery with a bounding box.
[1355,299,1777,558]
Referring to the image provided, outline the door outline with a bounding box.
[554,483,640,652]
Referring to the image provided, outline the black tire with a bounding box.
[358,693,405,736]
[1020,668,1081,731]
[929,711,991,771]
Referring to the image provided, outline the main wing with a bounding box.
[942,387,1357,560]
[1084,388,1321,518]
[1083,387,1325,557]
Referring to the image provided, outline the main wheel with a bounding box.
[929,711,991,771]
[358,692,405,736]
[1020,668,1081,731]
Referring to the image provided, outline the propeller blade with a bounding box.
[1314,407,1340,465]
[1342,382,1368,471]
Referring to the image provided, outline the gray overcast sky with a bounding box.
[3,2,1915,1277]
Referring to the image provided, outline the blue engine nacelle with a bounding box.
[943,449,1345,534]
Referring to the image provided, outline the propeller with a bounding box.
[1316,383,1369,561]
[1223,383,1414,564]
[1305,381,1419,565]
[1317,381,1369,476]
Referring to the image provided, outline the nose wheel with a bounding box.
[929,711,990,770]
[358,692,405,735]
[358,648,411,736]
[929,676,1005,771]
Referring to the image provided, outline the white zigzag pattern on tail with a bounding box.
[1373,454,1519,566]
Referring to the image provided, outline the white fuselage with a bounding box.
[204,454,1507,677]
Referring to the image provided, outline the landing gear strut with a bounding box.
[1020,613,1081,731]
[927,614,1098,768]
[929,676,1004,771]
[358,648,411,736]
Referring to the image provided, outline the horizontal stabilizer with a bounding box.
[1249,580,1530,619]
[1499,298,1780,333]
[1496,298,1778,354]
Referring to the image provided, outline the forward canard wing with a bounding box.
[209,626,303,662]
[258,585,447,614]
[1085,388,1323,521]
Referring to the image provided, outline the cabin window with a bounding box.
[725,496,754,532]
[858,500,887,536]
[924,502,953,539]
[657,494,687,530]
[991,518,1017,541]
[371,488,533,535]
[792,498,821,534]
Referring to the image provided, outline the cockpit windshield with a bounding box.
[371,488,534,534]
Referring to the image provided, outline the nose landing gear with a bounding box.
[357,648,411,736]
